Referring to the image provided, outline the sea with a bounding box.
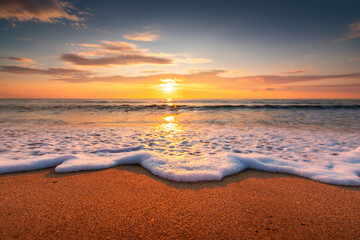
[0,99,360,185]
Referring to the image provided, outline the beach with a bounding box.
[1,167,359,239]
[1,99,360,238]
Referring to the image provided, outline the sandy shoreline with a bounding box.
[1,167,360,239]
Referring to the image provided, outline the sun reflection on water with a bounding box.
[154,115,183,135]
[164,116,175,123]
[151,115,187,156]
[165,97,177,108]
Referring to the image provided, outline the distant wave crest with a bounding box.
[1,103,360,112]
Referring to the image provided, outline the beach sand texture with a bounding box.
[1,167,359,239]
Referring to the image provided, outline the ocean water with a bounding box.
[0,99,360,185]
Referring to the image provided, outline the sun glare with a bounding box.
[164,116,175,123]
[154,115,183,138]
[159,78,180,93]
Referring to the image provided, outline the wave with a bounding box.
[1,103,360,112]
[1,147,360,186]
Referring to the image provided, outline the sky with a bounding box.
[0,0,359,99]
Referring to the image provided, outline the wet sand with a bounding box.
[0,167,359,239]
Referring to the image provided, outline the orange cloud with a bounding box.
[0,0,85,24]
[0,57,35,64]
[140,70,163,73]
[284,69,306,74]
[123,31,159,41]
[78,41,140,53]
[237,73,360,84]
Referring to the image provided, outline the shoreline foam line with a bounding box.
[0,146,359,186]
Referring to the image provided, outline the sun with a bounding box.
[163,82,175,92]
[159,78,180,93]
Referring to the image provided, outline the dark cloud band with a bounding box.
[60,53,173,66]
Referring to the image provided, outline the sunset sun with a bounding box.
[159,78,180,93]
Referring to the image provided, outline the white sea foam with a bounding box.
[0,124,359,185]
[1,148,360,185]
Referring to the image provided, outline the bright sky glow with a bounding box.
[160,79,180,93]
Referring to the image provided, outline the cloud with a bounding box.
[187,69,207,73]
[140,70,163,73]
[123,31,159,42]
[78,41,140,53]
[0,57,35,64]
[348,57,360,62]
[283,69,306,74]
[237,73,360,84]
[66,41,211,66]
[120,52,213,64]
[60,53,173,66]
[334,21,360,42]
[62,40,173,66]
[47,69,360,87]
[0,0,87,25]
[135,52,212,64]
[50,70,226,83]
[0,65,91,75]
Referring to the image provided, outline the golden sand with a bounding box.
[1,167,359,239]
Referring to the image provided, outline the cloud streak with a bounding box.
[0,65,91,75]
[78,41,140,54]
[0,0,85,24]
[60,53,173,66]
[140,70,163,73]
[123,31,159,42]
[50,70,225,83]
[237,73,360,84]
[0,57,35,64]
[284,69,306,74]
[48,70,360,93]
